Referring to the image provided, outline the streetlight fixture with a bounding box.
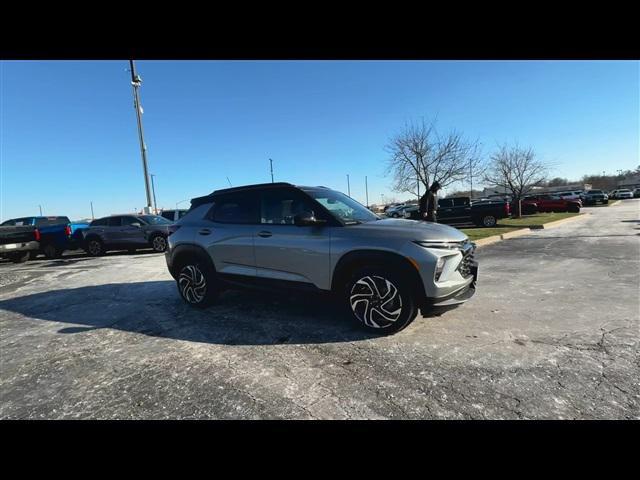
[176,199,189,210]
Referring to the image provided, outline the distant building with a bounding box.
[617,174,640,190]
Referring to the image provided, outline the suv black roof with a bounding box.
[190,182,331,209]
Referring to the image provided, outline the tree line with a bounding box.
[384,118,636,217]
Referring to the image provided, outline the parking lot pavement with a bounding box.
[1,201,638,419]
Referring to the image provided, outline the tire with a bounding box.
[29,250,39,260]
[85,238,104,256]
[150,234,167,253]
[42,244,63,259]
[603,199,608,204]
[568,205,580,213]
[176,258,219,308]
[9,251,30,263]
[344,266,418,334]
[481,215,497,227]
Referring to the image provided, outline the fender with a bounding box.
[331,249,423,297]
[167,243,215,279]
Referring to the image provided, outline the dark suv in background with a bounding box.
[79,214,172,256]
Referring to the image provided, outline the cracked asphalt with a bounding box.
[1,200,638,419]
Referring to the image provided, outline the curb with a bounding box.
[474,213,589,248]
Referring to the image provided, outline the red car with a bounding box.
[522,194,581,213]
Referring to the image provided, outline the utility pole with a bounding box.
[227,176,232,187]
[269,158,274,183]
[90,201,94,220]
[129,60,153,213]
[347,174,351,197]
[365,176,369,208]
[150,174,158,214]
[38,205,43,216]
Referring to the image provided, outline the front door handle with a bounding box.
[258,231,272,238]
[198,229,211,235]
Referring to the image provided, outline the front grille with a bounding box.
[457,241,476,278]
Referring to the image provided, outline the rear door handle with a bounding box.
[198,229,211,235]
[258,231,272,238]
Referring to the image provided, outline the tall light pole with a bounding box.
[227,176,232,187]
[90,201,94,220]
[365,176,369,208]
[347,174,351,197]
[38,205,43,216]
[269,158,274,183]
[129,60,153,213]
[150,174,158,214]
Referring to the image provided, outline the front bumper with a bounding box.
[420,260,477,314]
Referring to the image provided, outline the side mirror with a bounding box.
[293,211,326,226]
[131,222,142,228]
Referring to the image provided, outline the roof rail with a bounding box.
[189,182,294,209]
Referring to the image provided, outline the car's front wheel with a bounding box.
[345,267,418,334]
[177,261,219,308]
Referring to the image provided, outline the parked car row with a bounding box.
[0,213,174,263]
[402,197,511,227]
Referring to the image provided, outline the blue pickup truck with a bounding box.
[0,216,89,259]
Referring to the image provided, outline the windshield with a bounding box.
[140,215,172,225]
[304,188,379,224]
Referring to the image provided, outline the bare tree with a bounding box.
[483,144,549,217]
[385,119,484,198]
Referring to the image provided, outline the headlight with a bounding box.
[435,256,446,281]
[414,240,464,250]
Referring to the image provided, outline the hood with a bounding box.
[347,218,468,242]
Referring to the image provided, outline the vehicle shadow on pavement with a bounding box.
[0,281,380,345]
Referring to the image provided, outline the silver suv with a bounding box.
[165,183,478,334]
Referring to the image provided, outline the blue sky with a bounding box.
[1,60,638,221]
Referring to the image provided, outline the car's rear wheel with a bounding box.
[42,244,62,259]
[151,234,167,253]
[85,238,104,256]
[345,266,418,334]
[177,261,219,308]
[481,215,497,227]
[9,251,30,263]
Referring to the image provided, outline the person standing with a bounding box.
[419,181,441,222]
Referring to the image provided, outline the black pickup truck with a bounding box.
[0,225,41,263]
[405,197,511,227]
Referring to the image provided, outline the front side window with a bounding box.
[303,188,379,225]
[438,199,454,208]
[260,189,319,225]
[212,194,258,224]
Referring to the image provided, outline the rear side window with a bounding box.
[107,217,122,227]
[35,216,70,226]
[1,219,15,226]
[90,218,107,227]
[453,198,470,207]
[121,216,141,226]
[212,194,258,224]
